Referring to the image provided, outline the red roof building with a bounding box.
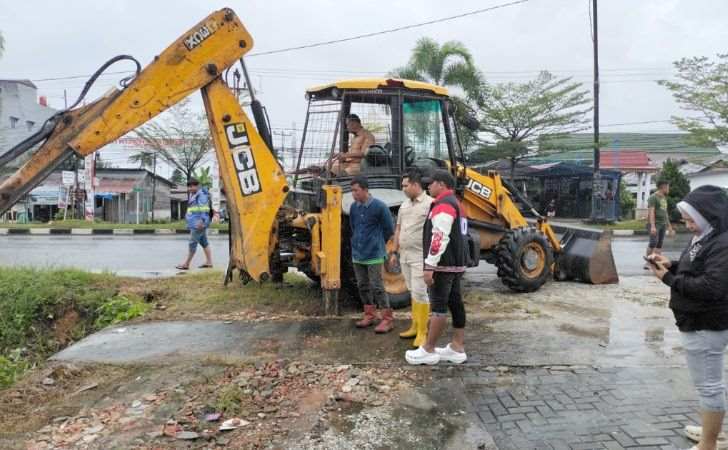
[599,150,657,172]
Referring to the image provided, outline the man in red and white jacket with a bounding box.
[406,170,468,365]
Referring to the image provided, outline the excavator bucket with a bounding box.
[555,227,619,284]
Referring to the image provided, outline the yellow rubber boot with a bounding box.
[399,299,418,339]
[412,302,430,348]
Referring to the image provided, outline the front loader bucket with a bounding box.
[556,228,619,284]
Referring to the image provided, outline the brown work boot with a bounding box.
[374,308,394,334]
[356,304,378,328]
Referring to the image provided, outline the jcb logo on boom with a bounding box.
[183,20,220,51]
[466,179,492,200]
[225,123,261,196]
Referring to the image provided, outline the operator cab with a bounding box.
[291,78,465,199]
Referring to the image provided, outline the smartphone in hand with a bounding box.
[643,255,658,267]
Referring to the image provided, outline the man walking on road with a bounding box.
[406,170,468,365]
[176,178,213,270]
[392,170,433,347]
[644,179,674,269]
[350,175,395,333]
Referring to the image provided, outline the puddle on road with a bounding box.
[603,300,682,365]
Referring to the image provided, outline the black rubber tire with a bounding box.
[340,217,410,310]
[495,227,553,293]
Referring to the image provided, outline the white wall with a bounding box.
[0,81,57,153]
[688,171,728,190]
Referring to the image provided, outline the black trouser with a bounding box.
[647,224,666,249]
[353,263,390,309]
[429,271,466,328]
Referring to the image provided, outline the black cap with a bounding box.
[422,169,455,188]
[186,178,200,186]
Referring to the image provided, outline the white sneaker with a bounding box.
[435,344,468,364]
[684,425,728,447]
[405,347,440,365]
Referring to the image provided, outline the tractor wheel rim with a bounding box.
[521,243,546,278]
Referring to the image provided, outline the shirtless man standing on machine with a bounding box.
[329,114,375,176]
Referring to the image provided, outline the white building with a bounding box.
[687,159,728,190]
[0,79,57,157]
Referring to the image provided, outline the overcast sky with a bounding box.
[2,0,727,161]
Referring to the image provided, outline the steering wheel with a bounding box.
[404,146,416,166]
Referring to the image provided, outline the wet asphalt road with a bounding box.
[0,233,691,278]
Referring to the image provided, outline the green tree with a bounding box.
[619,179,635,220]
[170,168,185,185]
[390,37,483,97]
[474,71,592,181]
[390,38,483,153]
[659,54,728,148]
[128,151,154,170]
[659,159,691,222]
[133,98,211,183]
[193,166,213,188]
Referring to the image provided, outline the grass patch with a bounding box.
[0,219,229,230]
[127,271,322,317]
[0,267,150,388]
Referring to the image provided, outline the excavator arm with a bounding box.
[0,8,289,282]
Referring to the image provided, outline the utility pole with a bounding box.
[150,152,157,221]
[592,0,600,172]
[590,0,603,221]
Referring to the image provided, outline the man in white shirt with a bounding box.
[391,170,433,347]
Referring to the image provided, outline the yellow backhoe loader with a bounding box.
[0,8,618,314]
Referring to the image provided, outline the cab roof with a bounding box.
[306,78,448,97]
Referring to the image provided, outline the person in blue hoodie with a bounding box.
[176,178,213,270]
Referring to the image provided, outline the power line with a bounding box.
[247,0,530,57]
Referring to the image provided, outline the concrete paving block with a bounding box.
[207,229,219,235]
[71,228,93,235]
[154,229,176,235]
[113,229,134,235]
[612,230,634,236]
[0,228,8,235]
[29,228,51,235]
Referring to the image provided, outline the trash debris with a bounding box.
[113,327,127,334]
[175,431,200,440]
[74,382,99,394]
[41,377,55,386]
[204,412,222,422]
[219,418,249,431]
[163,420,181,437]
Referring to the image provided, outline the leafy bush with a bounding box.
[0,268,148,388]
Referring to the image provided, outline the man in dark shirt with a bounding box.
[349,175,395,333]
[406,170,468,365]
[645,180,675,269]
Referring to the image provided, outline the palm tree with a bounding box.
[390,38,484,154]
[390,37,483,97]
